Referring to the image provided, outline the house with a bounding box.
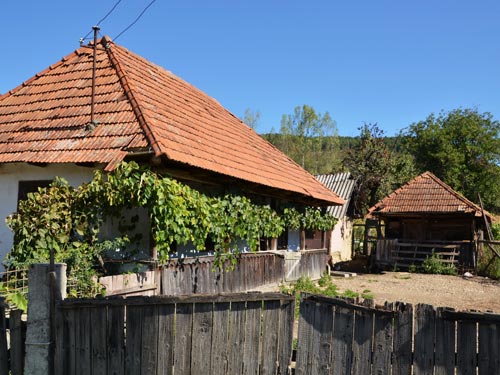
[0,36,343,268]
[367,171,493,268]
[311,173,356,261]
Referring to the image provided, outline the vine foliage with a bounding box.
[6,162,337,296]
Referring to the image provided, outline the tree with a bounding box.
[278,105,341,174]
[344,123,416,216]
[401,108,500,212]
[241,108,261,130]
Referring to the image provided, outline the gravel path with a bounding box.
[330,271,500,312]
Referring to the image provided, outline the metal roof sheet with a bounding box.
[316,173,356,218]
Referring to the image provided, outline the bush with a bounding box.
[421,252,457,275]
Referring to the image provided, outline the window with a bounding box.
[18,180,52,208]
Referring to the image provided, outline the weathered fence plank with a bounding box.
[90,306,108,375]
[392,302,413,375]
[107,305,124,375]
[311,301,334,375]
[157,304,175,375]
[141,304,160,375]
[125,305,143,375]
[372,303,393,375]
[352,306,373,375]
[478,321,500,375]
[278,299,294,375]
[227,301,245,374]
[332,305,354,374]
[295,298,315,375]
[9,309,24,375]
[243,301,262,375]
[173,303,193,374]
[260,300,280,375]
[456,319,477,375]
[0,299,8,375]
[191,303,214,374]
[435,308,455,375]
[210,302,230,375]
[414,304,436,375]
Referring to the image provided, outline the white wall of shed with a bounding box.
[330,216,353,261]
[0,163,95,270]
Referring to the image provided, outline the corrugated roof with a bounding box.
[316,173,355,218]
[0,37,343,206]
[367,171,491,219]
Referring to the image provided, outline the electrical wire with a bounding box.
[113,0,157,42]
[80,0,124,43]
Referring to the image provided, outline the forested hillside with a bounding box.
[258,107,500,215]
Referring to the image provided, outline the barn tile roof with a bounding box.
[368,171,491,219]
[0,37,343,206]
[316,173,355,219]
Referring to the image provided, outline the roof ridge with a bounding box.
[105,41,163,160]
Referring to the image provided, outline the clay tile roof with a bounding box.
[368,171,492,219]
[0,37,343,206]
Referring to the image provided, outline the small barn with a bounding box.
[367,171,493,269]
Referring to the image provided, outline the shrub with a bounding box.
[421,252,457,275]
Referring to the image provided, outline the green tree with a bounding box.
[344,123,416,216]
[401,108,500,212]
[278,105,341,174]
[241,108,261,130]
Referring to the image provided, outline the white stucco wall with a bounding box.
[0,163,96,270]
[330,216,353,261]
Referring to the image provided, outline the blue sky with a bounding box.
[1,0,499,136]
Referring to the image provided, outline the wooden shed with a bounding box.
[367,171,493,269]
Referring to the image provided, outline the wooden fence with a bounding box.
[0,299,25,375]
[376,239,471,269]
[99,250,328,296]
[296,294,500,375]
[54,292,295,375]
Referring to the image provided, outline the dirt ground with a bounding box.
[330,271,500,313]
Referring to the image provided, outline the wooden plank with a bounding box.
[173,303,193,374]
[191,303,214,374]
[243,300,262,375]
[210,302,230,375]
[332,305,353,375]
[90,306,108,375]
[227,301,246,374]
[157,303,175,375]
[9,309,24,375]
[310,301,334,375]
[372,302,393,375]
[435,308,456,375]
[77,308,92,375]
[141,304,159,375]
[392,302,413,375]
[478,321,500,375]
[0,300,8,375]
[352,308,373,375]
[64,308,77,375]
[125,305,143,375]
[107,305,125,375]
[260,300,281,375]
[413,304,436,375]
[295,299,315,375]
[456,319,477,375]
[278,299,295,375]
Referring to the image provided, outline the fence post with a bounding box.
[0,297,8,375]
[24,264,66,375]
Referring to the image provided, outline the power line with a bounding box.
[113,0,157,42]
[80,0,123,43]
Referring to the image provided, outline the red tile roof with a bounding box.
[0,37,343,206]
[368,171,491,219]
